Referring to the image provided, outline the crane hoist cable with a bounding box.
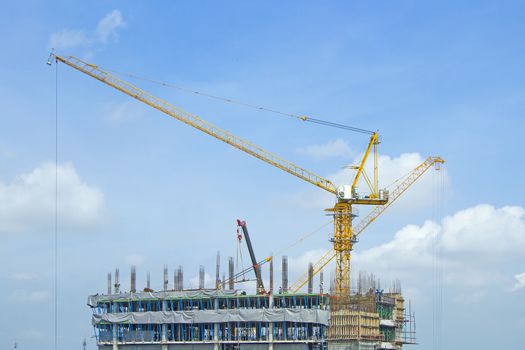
[100,67,374,134]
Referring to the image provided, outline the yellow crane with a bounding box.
[288,155,444,293]
[51,54,443,301]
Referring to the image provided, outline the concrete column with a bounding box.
[214,323,219,350]
[269,323,274,350]
[214,297,219,350]
[112,323,118,350]
[162,299,168,350]
[269,293,274,350]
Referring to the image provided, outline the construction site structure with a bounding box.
[89,266,416,350]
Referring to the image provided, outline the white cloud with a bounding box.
[0,162,104,233]
[10,272,38,281]
[8,290,50,303]
[511,272,525,292]
[298,139,355,159]
[125,254,146,266]
[289,204,525,300]
[440,205,525,254]
[48,10,126,51]
[95,10,126,43]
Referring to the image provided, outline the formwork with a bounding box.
[327,309,383,340]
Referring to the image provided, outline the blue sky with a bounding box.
[1,1,524,349]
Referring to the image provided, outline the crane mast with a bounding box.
[51,54,443,302]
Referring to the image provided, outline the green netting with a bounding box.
[380,326,395,342]
[376,303,393,319]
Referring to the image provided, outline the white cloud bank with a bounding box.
[353,204,525,301]
[289,204,525,299]
[95,10,126,43]
[48,10,126,51]
[0,162,104,233]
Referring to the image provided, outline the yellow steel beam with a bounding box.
[361,169,376,197]
[53,55,337,195]
[351,132,378,191]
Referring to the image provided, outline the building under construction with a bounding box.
[88,259,416,350]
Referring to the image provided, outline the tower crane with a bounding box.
[50,54,443,301]
[288,155,444,293]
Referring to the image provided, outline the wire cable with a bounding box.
[54,57,59,350]
[431,163,446,350]
[102,67,374,134]
[273,220,333,258]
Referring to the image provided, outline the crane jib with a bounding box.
[54,55,337,196]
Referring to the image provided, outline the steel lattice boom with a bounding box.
[54,55,337,195]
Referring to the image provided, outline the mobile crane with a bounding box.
[237,219,266,294]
